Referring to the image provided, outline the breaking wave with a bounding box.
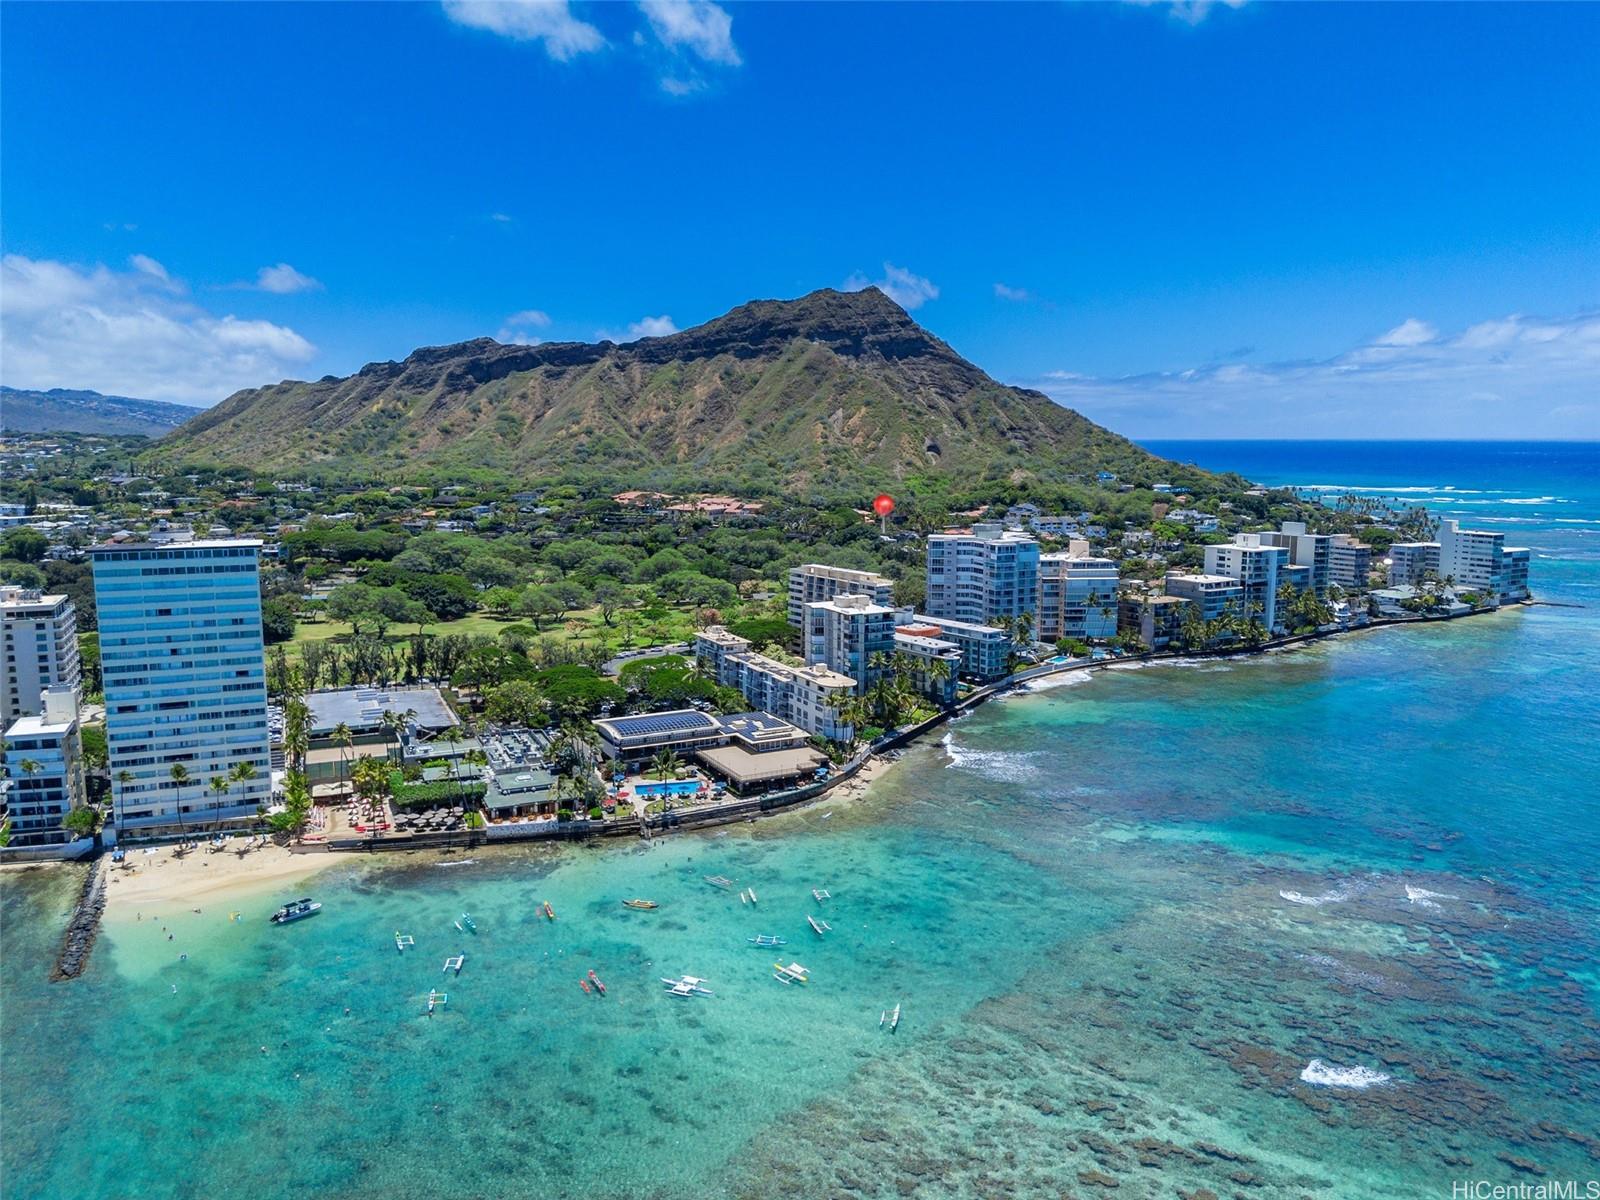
[1300,1059,1392,1089]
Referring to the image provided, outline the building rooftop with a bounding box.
[306,686,458,735]
[3,711,77,738]
[594,709,722,741]
[697,743,827,787]
[89,538,263,554]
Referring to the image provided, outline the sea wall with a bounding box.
[50,859,106,982]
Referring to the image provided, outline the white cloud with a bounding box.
[1375,317,1437,347]
[490,212,514,223]
[994,282,1032,302]
[1125,0,1246,26]
[844,263,941,311]
[0,254,316,406]
[129,254,171,283]
[627,315,677,338]
[660,76,703,97]
[1025,310,1600,439]
[442,0,606,61]
[253,263,323,294]
[497,309,553,345]
[638,0,740,65]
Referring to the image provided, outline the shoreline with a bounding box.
[71,605,1521,915]
[99,842,339,921]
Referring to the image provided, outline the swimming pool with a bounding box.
[633,779,703,797]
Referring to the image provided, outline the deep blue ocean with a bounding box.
[3,442,1596,1200]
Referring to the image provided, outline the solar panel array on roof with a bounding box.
[603,710,718,737]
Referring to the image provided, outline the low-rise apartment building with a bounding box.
[693,627,856,741]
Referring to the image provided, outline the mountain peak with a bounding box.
[154,286,1202,496]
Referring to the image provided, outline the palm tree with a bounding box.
[332,721,354,790]
[169,763,192,833]
[208,775,230,833]
[229,761,257,826]
[1013,609,1035,647]
[650,749,681,781]
[114,768,135,826]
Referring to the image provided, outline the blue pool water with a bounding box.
[632,779,705,797]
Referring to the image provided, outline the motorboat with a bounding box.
[542,901,556,921]
[458,913,478,934]
[773,961,809,985]
[807,915,831,936]
[588,970,607,996]
[622,899,659,910]
[269,898,321,925]
[748,935,787,947]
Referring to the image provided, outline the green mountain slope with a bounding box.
[151,287,1202,494]
[1,387,197,436]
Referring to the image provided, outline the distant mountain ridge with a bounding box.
[152,287,1213,495]
[1,387,198,436]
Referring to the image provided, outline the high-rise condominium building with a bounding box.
[1204,535,1287,631]
[2,686,87,847]
[1257,522,1334,597]
[803,594,900,695]
[787,564,895,627]
[2,585,81,729]
[925,524,1040,630]
[1037,541,1120,642]
[90,539,273,832]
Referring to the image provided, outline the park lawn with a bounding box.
[280,604,705,663]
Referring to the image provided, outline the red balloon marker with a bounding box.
[872,494,895,516]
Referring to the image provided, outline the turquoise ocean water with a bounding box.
[5,441,1598,1199]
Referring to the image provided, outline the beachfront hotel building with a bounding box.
[1328,534,1374,591]
[1037,541,1120,643]
[787,564,895,627]
[1204,535,1287,631]
[2,585,81,729]
[693,626,856,741]
[1,686,88,848]
[925,524,1041,629]
[90,538,273,832]
[803,593,899,695]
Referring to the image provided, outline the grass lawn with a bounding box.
[280,604,705,663]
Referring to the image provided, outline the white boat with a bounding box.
[660,975,714,996]
[704,875,733,889]
[269,898,321,925]
[426,990,448,1015]
[747,887,758,904]
[807,915,831,935]
[889,1003,901,1032]
[749,935,786,947]
[443,954,465,975]
[773,961,809,984]
[394,932,414,952]
[812,888,831,902]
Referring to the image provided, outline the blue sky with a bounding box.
[2,1,1596,437]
